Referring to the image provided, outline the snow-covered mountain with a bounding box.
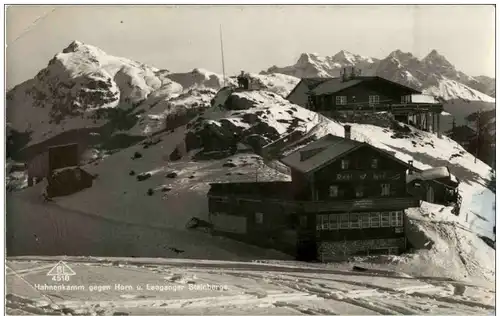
[263,49,495,102]
[473,75,496,98]
[262,51,379,79]
[6,41,299,147]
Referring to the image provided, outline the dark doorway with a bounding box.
[296,239,318,262]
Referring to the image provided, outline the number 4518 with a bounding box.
[52,275,70,282]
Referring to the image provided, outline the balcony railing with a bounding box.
[310,94,443,114]
[209,192,420,213]
[405,94,440,104]
[303,197,420,213]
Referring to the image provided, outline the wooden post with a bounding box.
[437,113,442,138]
[431,113,435,133]
[310,173,316,201]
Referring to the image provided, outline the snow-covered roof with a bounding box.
[281,133,412,175]
[406,166,457,184]
[280,134,360,174]
[312,78,363,96]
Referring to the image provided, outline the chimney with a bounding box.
[342,67,348,82]
[344,125,351,139]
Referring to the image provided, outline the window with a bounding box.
[361,213,370,228]
[371,158,379,169]
[336,96,347,105]
[355,186,364,198]
[341,159,349,170]
[369,95,380,105]
[255,212,264,224]
[329,185,339,198]
[339,213,350,229]
[316,214,329,230]
[381,212,391,227]
[390,211,398,227]
[395,211,403,227]
[328,214,339,230]
[300,216,308,228]
[350,213,361,229]
[401,95,411,104]
[381,184,391,197]
[370,212,380,228]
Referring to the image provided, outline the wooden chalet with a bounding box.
[286,68,444,137]
[208,125,421,262]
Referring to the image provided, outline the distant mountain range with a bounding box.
[6,41,495,149]
[261,49,495,102]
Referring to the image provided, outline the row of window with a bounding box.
[329,183,392,198]
[335,95,380,106]
[316,211,404,231]
[340,157,379,170]
[330,95,413,106]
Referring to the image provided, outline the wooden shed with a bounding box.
[28,143,80,186]
[46,167,94,198]
[406,166,461,214]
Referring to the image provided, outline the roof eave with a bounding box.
[285,79,306,100]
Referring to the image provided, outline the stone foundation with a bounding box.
[318,238,406,261]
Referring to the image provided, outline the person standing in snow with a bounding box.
[237,71,249,90]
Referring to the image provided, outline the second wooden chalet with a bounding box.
[286,68,444,136]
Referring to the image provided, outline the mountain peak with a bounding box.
[62,40,85,53]
[388,49,417,61]
[427,49,440,57]
[332,50,355,62]
[334,49,352,56]
[423,49,450,63]
[296,53,322,65]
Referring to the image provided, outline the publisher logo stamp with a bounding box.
[47,261,75,282]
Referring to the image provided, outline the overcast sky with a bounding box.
[6,5,495,89]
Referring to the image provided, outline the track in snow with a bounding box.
[6,257,495,315]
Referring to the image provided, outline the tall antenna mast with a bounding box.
[219,24,226,87]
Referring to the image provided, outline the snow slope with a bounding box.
[167,68,237,91]
[403,202,495,284]
[7,126,290,259]
[244,73,300,98]
[424,77,496,102]
[6,256,495,315]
